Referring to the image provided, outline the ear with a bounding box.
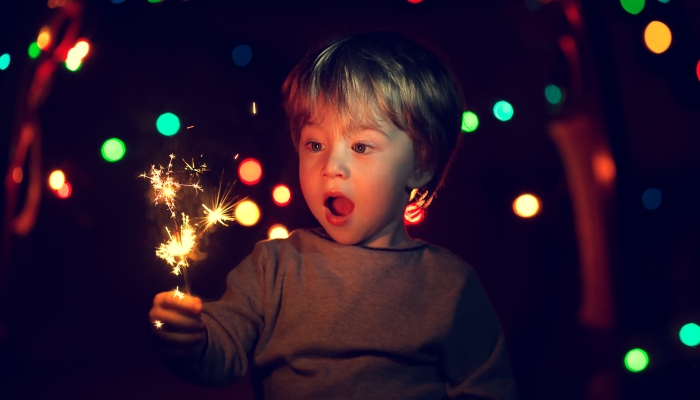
[407,166,434,190]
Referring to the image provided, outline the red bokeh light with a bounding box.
[56,182,72,199]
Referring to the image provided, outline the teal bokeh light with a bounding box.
[156,113,181,136]
[493,100,514,122]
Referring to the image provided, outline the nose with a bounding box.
[321,145,349,179]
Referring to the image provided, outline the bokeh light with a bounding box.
[679,323,700,347]
[644,21,672,54]
[156,112,180,136]
[621,0,645,15]
[624,348,649,372]
[12,167,23,184]
[239,158,262,185]
[37,27,51,50]
[544,84,563,105]
[56,182,72,199]
[404,203,425,225]
[234,200,260,227]
[65,58,82,72]
[461,111,479,133]
[268,224,290,239]
[48,170,65,190]
[111,0,125,3]
[695,60,699,82]
[0,53,9,70]
[658,0,669,3]
[28,42,41,59]
[232,45,252,66]
[71,40,90,59]
[101,138,126,162]
[592,151,616,185]
[493,100,514,122]
[272,184,291,206]
[407,0,423,3]
[513,194,540,218]
[642,188,662,210]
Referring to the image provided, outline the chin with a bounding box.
[322,224,364,246]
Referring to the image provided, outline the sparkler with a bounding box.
[142,154,238,296]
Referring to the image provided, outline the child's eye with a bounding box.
[307,142,322,152]
[352,143,369,154]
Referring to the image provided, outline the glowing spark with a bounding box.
[187,125,194,129]
[156,214,197,275]
[173,286,185,301]
[184,158,208,177]
[199,184,240,231]
[153,320,164,329]
[140,155,205,218]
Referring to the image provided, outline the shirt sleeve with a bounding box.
[167,240,268,387]
[440,269,519,399]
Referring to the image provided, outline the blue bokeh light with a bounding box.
[232,45,252,67]
[642,188,662,210]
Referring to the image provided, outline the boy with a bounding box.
[149,31,518,399]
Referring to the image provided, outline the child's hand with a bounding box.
[149,291,207,360]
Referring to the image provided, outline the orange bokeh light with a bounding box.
[644,21,672,54]
[404,203,425,225]
[48,170,65,190]
[37,27,51,50]
[12,167,23,184]
[592,151,616,185]
[56,182,72,199]
[513,194,540,218]
[272,184,291,206]
[238,158,262,185]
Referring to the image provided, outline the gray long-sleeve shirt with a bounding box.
[169,228,518,399]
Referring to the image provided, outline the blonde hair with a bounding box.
[282,31,464,194]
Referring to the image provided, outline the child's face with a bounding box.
[298,113,430,247]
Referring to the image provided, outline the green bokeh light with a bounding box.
[624,348,649,372]
[621,0,645,15]
[156,113,180,136]
[28,42,41,59]
[545,84,563,105]
[0,53,10,70]
[658,0,669,3]
[101,138,126,162]
[493,100,514,122]
[679,323,700,347]
[461,111,479,133]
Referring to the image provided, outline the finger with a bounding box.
[149,309,205,332]
[154,292,203,316]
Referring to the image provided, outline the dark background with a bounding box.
[1,0,699,399]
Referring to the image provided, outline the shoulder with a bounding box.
[422,243,476,276]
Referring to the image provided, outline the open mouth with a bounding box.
[325,195,355,217]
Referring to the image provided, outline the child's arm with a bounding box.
[439,269,519,399]
[151,241,270,387]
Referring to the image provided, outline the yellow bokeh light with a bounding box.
[268,224,289,240]
[272,184,291,206]
[234,200,260,226]
[644,21,672,54]
[513,194,540,218]
[73,40,90,59]
[48,170,65,190]
[37,27,51,50]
